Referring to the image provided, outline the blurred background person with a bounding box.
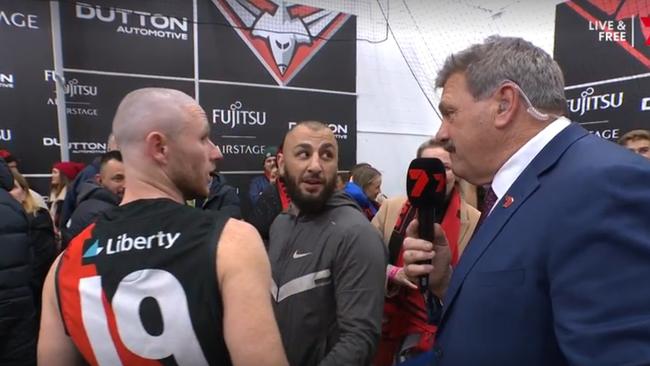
[48,161,84,234]
[0,158,37,365]
[249,146,278,206]
[9,168,56,322]
[348,162,371,182]
[619,129,650,160]
[248,146,291,245]
[61,151,125,247]
[336,171,348,191]
[0,149,47,208]
[201,171,242,219]
[344,164,382,220]
[0,149,18,169]
[372,138,479,365]
[59,134,117,233]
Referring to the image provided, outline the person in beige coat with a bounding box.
[371,138,480,365]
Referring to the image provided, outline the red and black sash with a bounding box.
[277,178,291,211]
[387,188,462,266]
[376,188,462,366]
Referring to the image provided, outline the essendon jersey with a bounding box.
[56,198,231,366]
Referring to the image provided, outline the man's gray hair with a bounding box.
[435,36,567,114]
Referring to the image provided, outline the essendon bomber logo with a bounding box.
[212,0,350,86]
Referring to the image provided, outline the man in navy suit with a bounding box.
[402,35,650,365]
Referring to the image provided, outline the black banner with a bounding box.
[1,0,357,205]
[60,0,194,77]
[565,78,649,140]
[201,82,356,171]
[54,72,194,164]
[554,0,650,139]
[0,0,57,173]
[198,0,356,92]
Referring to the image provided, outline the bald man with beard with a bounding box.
[38,88,288,366]
[269,121,386,366]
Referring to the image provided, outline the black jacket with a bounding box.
[268,191,387,366]
[62,182,119,246]
[60,157,100,230]
[202,174,241,219]
[0,158,37,365]
[28,208,57,314]
[247,183,282,243]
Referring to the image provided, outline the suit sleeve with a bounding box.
[550,162,650,365]
[319,223,387,366]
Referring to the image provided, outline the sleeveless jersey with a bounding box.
[56,198,231,366]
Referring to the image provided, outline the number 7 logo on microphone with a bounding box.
[408,169,445,198]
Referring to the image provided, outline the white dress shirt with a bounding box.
[489,117,571,214]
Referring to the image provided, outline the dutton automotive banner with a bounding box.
[59,0,195,77]
[0,0,357,203]
[554,0,650,139]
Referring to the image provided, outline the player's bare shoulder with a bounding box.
[219,219,264,250]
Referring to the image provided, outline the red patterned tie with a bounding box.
[476,186,498,228]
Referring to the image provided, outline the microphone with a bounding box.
[406,158,447,293]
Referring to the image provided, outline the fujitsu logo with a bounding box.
[64,79,98,98]
[44,71,98,98]
[212,100,267,129]
[567,87,624,116]
[213,0,350,85]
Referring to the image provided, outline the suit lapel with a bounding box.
[439,123,589,324]
[440,173,540,321]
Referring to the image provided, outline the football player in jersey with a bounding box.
[38,88,288,366]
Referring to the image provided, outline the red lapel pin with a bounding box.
[503,195,514,208]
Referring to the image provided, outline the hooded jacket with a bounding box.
[62,182,119,247]
[0,158,36,364]
[268,191,387,366]
[60,157,100,230]
[343,182,379,220]
[202,174,241,219]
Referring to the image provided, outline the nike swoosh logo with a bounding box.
[292,250,312,259]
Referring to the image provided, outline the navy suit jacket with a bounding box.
[433,123,650,366]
